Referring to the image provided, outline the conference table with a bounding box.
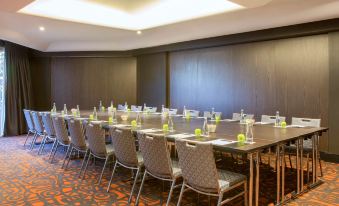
[69,110,328,206]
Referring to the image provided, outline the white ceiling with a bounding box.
[0,0,339,52]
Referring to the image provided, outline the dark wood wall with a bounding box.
[50,57,136,109]
[137,53,167,108]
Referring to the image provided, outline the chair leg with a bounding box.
[79,150,89,178]
[29,133,38,150]
[50,142,59,163]
[288,153,293,168]
[107,161,118,192]
[82,153,92,180]
[61,145,72,169]
[166,179,176,206]
[40,137,51,155]
[65,148,75,170]
[306,153,310,183]
[38,135,47,155]
[135,171,147,206]
[217,192,223,206]
[177,183,186,206]
[98,156,109,185]
[24,131,32,147]
[128,168,141,204]
[48,140,57,159]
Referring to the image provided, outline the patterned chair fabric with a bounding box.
[138,133,175,179]
[110,127,139,167]
[41,112,56,137]
[67,119,87,150]
[31,111,44,134]
[23,109,35,132]
[86,123,112,157]
[52,116,70,145]
[175,139,220,193]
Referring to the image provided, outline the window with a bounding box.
[0,47,5,136]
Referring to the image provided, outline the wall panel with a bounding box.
[51,57,136,110]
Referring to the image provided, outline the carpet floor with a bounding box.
[0,135,338,206]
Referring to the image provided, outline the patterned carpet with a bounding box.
[0,135,338,206]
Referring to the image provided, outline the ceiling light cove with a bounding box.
[18,0,244,30]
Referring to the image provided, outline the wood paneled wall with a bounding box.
[137,53,167,108]
[50,57,136,110]
[170,35,329,151]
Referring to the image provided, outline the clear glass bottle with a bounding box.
[112,110,117,124]
[211,107,215,120]
[246,120,254,143]
[203,117,209,136]
[168,116,174,131]
[76,105,80,117]
[110,100,114,108]
[240,109,244,124]
[52,102,57,114]
[183,105,186,116]
[93,107,97,120]
[275,111,280,126]
[161,105,165,114]
[143,103,147,112]
[99,100,102,111]
[63,104,68,115]
[136,113,142,127]
[124,102,128,111]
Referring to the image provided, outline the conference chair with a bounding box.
[82,123,115,184]
[106,127,143,204]
[175,139,247,206]
[136,133,182,206]
[39,112,56,155]
[50,116,71,163]
[23,109,35,147]
[30,111,45,151]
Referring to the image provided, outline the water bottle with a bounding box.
[203,117,209,136]
[110,100,114,108]
[275,111,280,126]
[246,120,254,143]
[112,110,117,124]
[124,102,128,111]
[168,116,174,131]
[99,100,102,111]
[52,102,57,114]
[240,109,244,123]
[136,113,142,127]
[63,104,68,115]
[211,107,215,120]
[76,105,80,117]
[93,107,97,120]
[183,106,186,117]
[161,105,165,114]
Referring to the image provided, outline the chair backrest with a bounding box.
[41,112,56,136]
[291,117,321,127]
[187,110,199,117]
[86,123,107,157]
[67,119,87,150]
[138,133,174,179]
[131,105,142,112]
[118,104,126,110]
[110,127,138,167]
[145,106,157,113]
[203,111,222,118]
[261,115,286,123]
[176,139,219,193]
[52,116,70,144]
[23,109,35,132]
[31,111,44,134]
[232,113,254,120]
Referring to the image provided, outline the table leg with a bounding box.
[256,152,259,206]
[312,135,315,184]
[281,144,285,202]
[249,153,253,206]
[300,139,304,192]
[296,139,300,194]
[314,134,318,182]
[276,145,280,204]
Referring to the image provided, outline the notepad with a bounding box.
[286,125,306,128]
[113,124,131,128]
[254,122,271,125]
[209,139,237,145]
[138,128,162,133]
[169,133,195,139]
[224,119,238,122]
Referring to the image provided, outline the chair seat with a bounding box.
[171,160,182,178]
[218,169,246,192]
[106,144,115,155]
[137,152,144,166]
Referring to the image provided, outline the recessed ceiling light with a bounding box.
[137,30,142,35]
[19,0,243,30]
[39,26,45,31]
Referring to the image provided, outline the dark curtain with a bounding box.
[4,42,33,136]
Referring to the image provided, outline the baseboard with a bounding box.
[320,152,339,163]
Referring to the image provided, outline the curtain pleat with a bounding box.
[4,42,33,136]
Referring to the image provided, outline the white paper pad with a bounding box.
[209,139,237,145]
[90,120,107,124]
[286,125,306,128]
[255,122,271,125]
[169,133,195,139]
[138,128,162,134]
[224,119,238,122]
[113,124,131,128]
